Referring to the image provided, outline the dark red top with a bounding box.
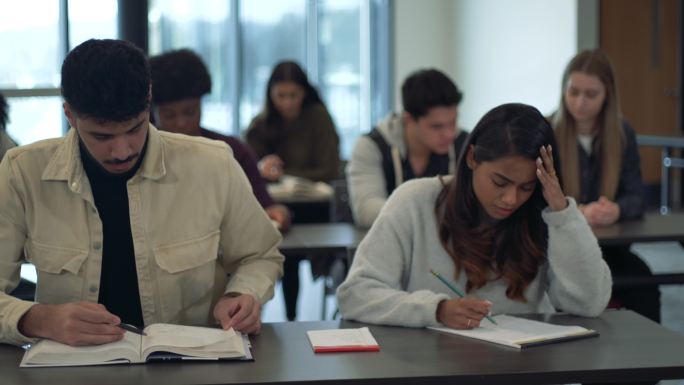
[200,128,275,209]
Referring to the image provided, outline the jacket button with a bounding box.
[89,285,98,293]
[93,242,102,250]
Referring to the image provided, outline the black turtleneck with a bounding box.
[80,141,146,328]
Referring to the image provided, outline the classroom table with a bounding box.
[1,310,683,385]
[268,179,334,224]
[593,211,684,245]
[593,211,684,287]
[279,222,366,257]
[279,223,366,319]
[280,211,684,256]
[280,211,684,288]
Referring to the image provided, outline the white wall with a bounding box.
[392,0,456,110]
[393,0,579,130]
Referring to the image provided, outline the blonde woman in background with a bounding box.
[552,49,660,325]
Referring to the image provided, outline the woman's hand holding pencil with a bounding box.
[431,269,496,329]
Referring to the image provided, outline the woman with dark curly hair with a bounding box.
[337,103,611,329]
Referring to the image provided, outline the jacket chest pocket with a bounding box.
[25,240,87,304]
[152,231,220,322]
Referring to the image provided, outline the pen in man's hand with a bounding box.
[430,269,498,325]
[118,322,147,336]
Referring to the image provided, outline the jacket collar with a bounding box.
[42,124,167,190]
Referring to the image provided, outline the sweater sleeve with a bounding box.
[336,183,450,327]
[346,135,389,228]
[542,198,612,316]
[616,121,645,220]
[244,116,271,160]
[282,104,340,182]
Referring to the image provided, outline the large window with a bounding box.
[149,0,235,133]
[149,0,391,159]
[317,0,362,160]
[238,0,307,130]
[1,0,118,146]
[1,1,63,145]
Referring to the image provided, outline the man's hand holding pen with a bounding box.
[18,302,125,346]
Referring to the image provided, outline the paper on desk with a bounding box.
[307,327,380,353]
[429,314,597,349]
[267,175,333,200]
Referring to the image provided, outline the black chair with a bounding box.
[329,178,354,224]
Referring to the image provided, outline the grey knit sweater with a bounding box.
[337,177,612,328]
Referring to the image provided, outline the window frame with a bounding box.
[2,0,392,153]
[150,0,392,154]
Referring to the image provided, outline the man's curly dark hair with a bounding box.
[61,39,150,122]
[0,92,8,132]
[149,49,211,105]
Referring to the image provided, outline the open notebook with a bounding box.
[20,323,252,367]
[429,314,598,349]
[267,175,333,200]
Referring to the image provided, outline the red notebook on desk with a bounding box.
[306,327,380,353]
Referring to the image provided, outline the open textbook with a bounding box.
[267,175,333,200]
[20,323,252,367]
[429,314,598,349]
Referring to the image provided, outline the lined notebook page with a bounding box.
[429,314,596,349]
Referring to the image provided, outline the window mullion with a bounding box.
[360,0,372,134]
[231,0,241,134]
[60,0,70,135]
[306,0,319,85]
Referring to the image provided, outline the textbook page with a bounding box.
[20,324,250,367]
[20,331,142,367]
[267,175,333,200]
[141,324,247,360]
[429,314,598,349]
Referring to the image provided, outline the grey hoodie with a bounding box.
[346,113,461,228]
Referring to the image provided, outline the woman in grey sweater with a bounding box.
[337,103,611,329]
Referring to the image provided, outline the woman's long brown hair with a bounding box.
[435,103,560,301]
[552,50,624,201]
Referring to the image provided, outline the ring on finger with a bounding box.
[548,170,556,177]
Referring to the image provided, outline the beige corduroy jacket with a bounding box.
[0,125,284,346]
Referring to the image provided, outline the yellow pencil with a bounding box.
[430,269,498,325]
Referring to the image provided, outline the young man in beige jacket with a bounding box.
[0,39,283,347]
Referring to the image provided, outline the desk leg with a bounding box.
[661,147,670,215]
